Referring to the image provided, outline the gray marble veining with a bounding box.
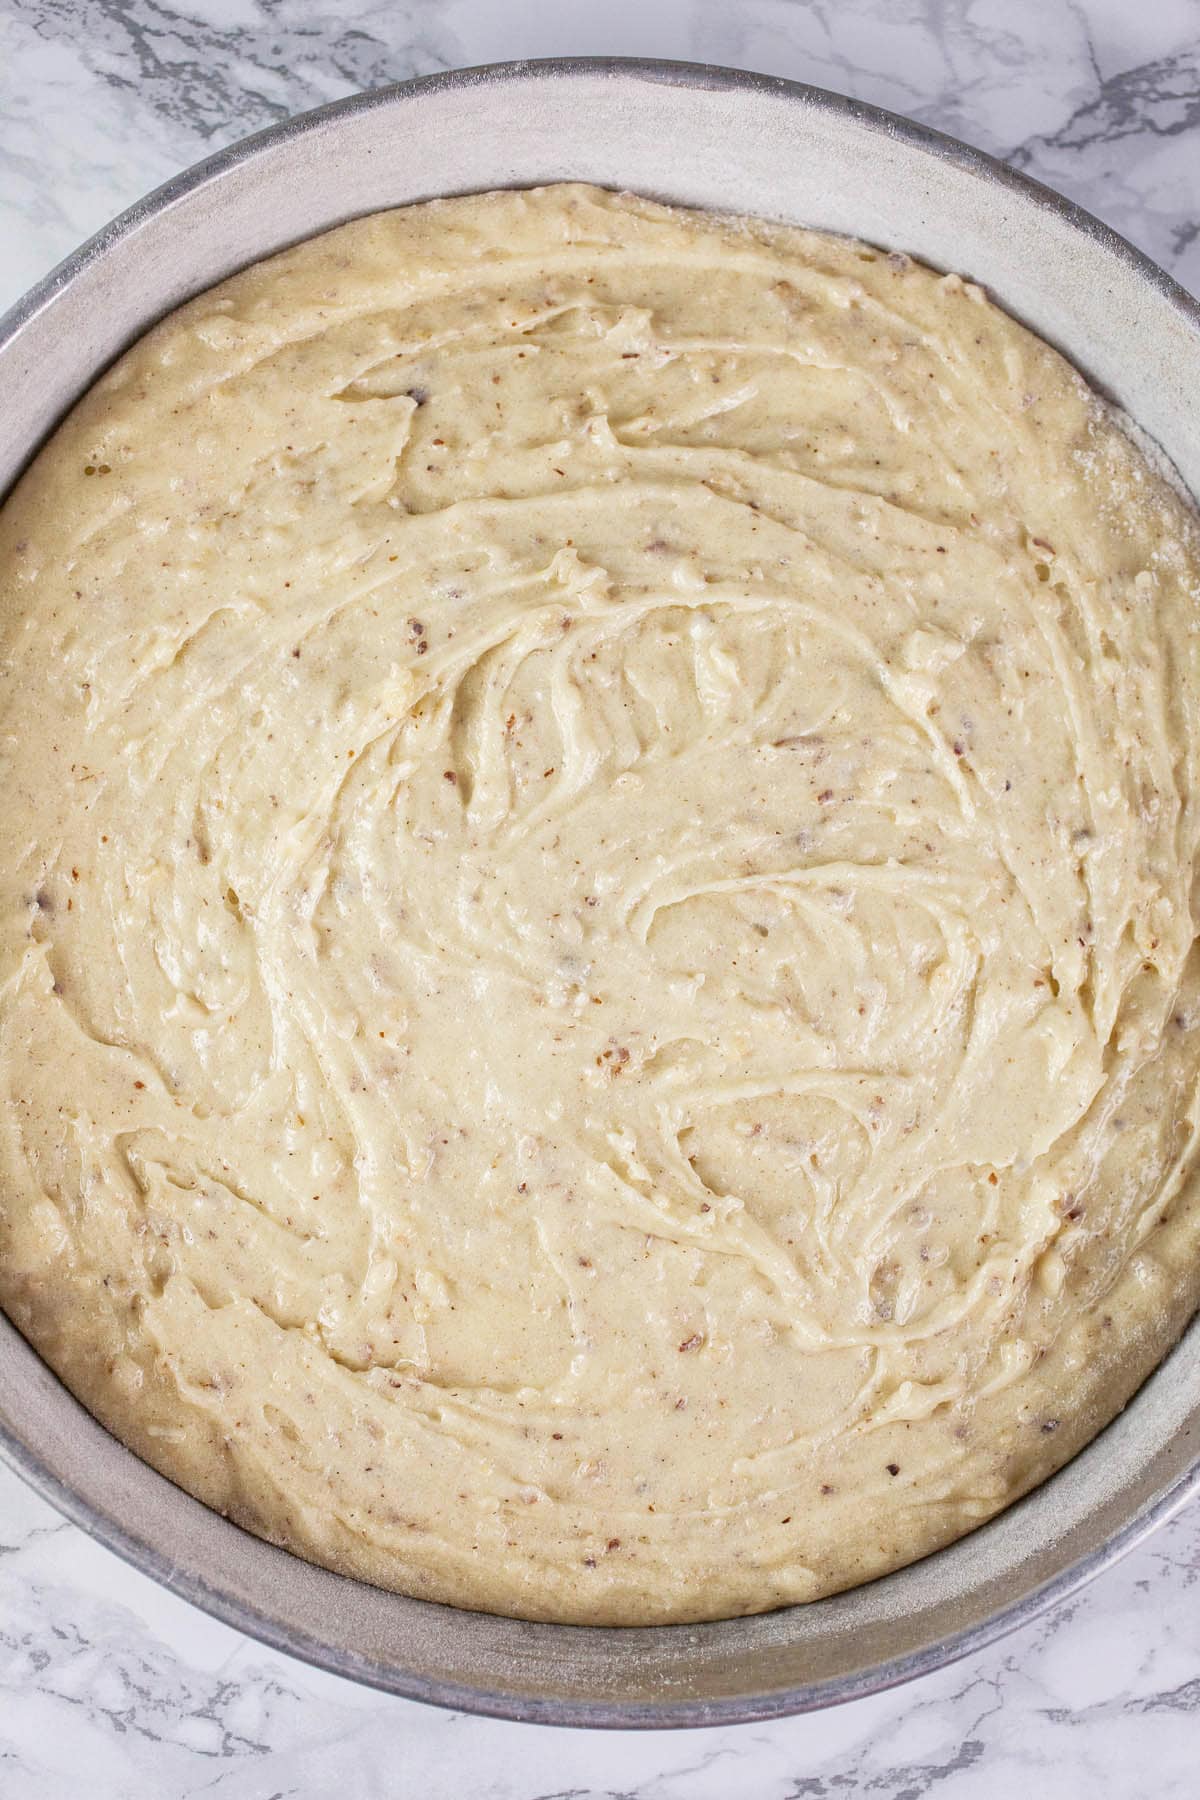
[0,2,1198,1795]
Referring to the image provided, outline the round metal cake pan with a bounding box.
[1,58,1199,1730]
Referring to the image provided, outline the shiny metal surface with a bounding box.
[1,58,1198,1729]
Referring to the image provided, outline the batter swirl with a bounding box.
[2,186,1200,1623]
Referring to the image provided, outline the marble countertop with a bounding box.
[1,2,1198,1794]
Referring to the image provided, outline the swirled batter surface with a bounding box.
[3,186,1200,1624]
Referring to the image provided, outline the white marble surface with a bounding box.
[1,1,1199,1793]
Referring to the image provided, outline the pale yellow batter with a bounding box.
[2,185,1200,1625]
